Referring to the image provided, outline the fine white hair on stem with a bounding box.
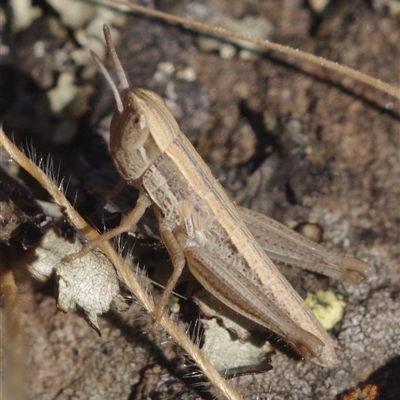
[22,141,69,196]
[103,24,130,91]
[90,50,124,114]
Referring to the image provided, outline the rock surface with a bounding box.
[1,0,399,399]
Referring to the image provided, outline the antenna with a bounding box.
[103,24,130,91]
[90,50,124,114]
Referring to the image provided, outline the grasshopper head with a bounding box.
[91,25,179,186]
[109,88,178,185]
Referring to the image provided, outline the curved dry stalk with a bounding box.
[96,0,400,99]
[0,127,243,400]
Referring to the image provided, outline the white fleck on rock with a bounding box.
[201,318,273,374]
[195,292,273,374]
[176,66,197,82]
[9,0,42,30]
[198,15,274,59]
[308,0,331,14]
[47,73,80,114]
[153,61,176,82]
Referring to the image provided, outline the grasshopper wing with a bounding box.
[238,206,370,285]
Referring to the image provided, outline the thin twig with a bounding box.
[94,0,400,99]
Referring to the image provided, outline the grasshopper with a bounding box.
[69,25,370,367]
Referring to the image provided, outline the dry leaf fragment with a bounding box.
[0,167,126,334]
[27,226,123,334]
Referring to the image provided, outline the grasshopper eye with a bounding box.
[120,108,150,151]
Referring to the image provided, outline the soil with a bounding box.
[1,0,399,399]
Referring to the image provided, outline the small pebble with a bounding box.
[198,14,274,59]
[176,66,197,82]
[295,222,324,243]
